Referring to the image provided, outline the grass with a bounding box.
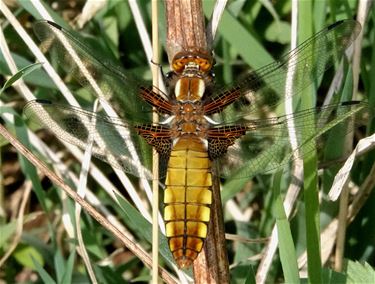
[0,1,374,283]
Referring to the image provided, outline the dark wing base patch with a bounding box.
[135,124,173,157]
[207,125,247,159]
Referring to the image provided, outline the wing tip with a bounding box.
[34,20,62,30]
[341,100,361,106]
[327,19,362,36]
[35,99,52,105]
[45,20,62,30]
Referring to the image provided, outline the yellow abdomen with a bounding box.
[164,134,212,268]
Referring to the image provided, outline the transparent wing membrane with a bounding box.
[217,101,368,178]
[24,100,153,179]
[207,20,362,123]
[33,21,155,121]
[26,19,368,182]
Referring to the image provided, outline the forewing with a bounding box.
[33,20,157,121]
[215,101,368,179]
[24,100,158,179]
[205,20,362,122]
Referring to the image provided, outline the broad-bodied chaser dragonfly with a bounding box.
[24,20,365,268]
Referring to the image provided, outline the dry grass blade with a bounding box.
[151,0,160,281]
[334,1,371,272]
[0,181,32,268]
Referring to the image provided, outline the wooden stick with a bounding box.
[165,0,208,61]
[151,0,160,282]
[164,0,230,282]
[194,168,230,283]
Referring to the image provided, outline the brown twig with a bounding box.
[194,170,230,283]
[165,0,208,62]
[0,123,177,284]
[164,0,230,282]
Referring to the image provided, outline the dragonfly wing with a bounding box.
[212,101,368,179]
[24,99,161,179]
[33,20,159,121]
[205,20,362,122]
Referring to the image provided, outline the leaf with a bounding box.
[273,172,300,284]
[114,193,174,267]
[31,254,57,284]
[0,62,42,95]
[14,245,44,269]
[347,260,375,284]
[0,222,17,248]
[321,267,347,283]
[202,1,274,70]
[0,53,55,88]
[244,265,256,284]
[265,21,291,44]
[60,251,76,284]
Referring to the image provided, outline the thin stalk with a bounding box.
[151,0,160,282]
[164,0,229,281]
[298,3,321,283]
[335,0,371,272]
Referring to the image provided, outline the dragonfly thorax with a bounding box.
[170,101,207,136]
[175,76,205,101]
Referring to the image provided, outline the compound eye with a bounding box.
[172,60,184,73]
[197,58,211,72]
[172,57,191,73]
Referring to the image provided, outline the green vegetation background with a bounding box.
[0,1,374,283]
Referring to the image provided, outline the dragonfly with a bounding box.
[24,20,364,268]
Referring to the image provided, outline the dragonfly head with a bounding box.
[172,51,213,75]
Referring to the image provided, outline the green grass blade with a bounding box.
[60,251,76,284]
[31,255,57,284]
[114,192,174,267]
[273,171,300,284]
[298,3,322,283]
[203,1,274,70]
[0,62,42,95]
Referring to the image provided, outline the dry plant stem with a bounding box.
[348,163,375,222]
[206,0,227,49]
[225,234,269,244]
[165,0,208,61]
[74,1,106,28]
[74,100,99,284]
[335,1,371,272]
[194,173,230,284]
[0,181,32,268]
[335,185,349,272]
[165,0,229,280]
[0,124,177,284]
[151,0,160,282]
[352,0,372,99]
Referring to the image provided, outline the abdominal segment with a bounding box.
[164,134,212,268]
